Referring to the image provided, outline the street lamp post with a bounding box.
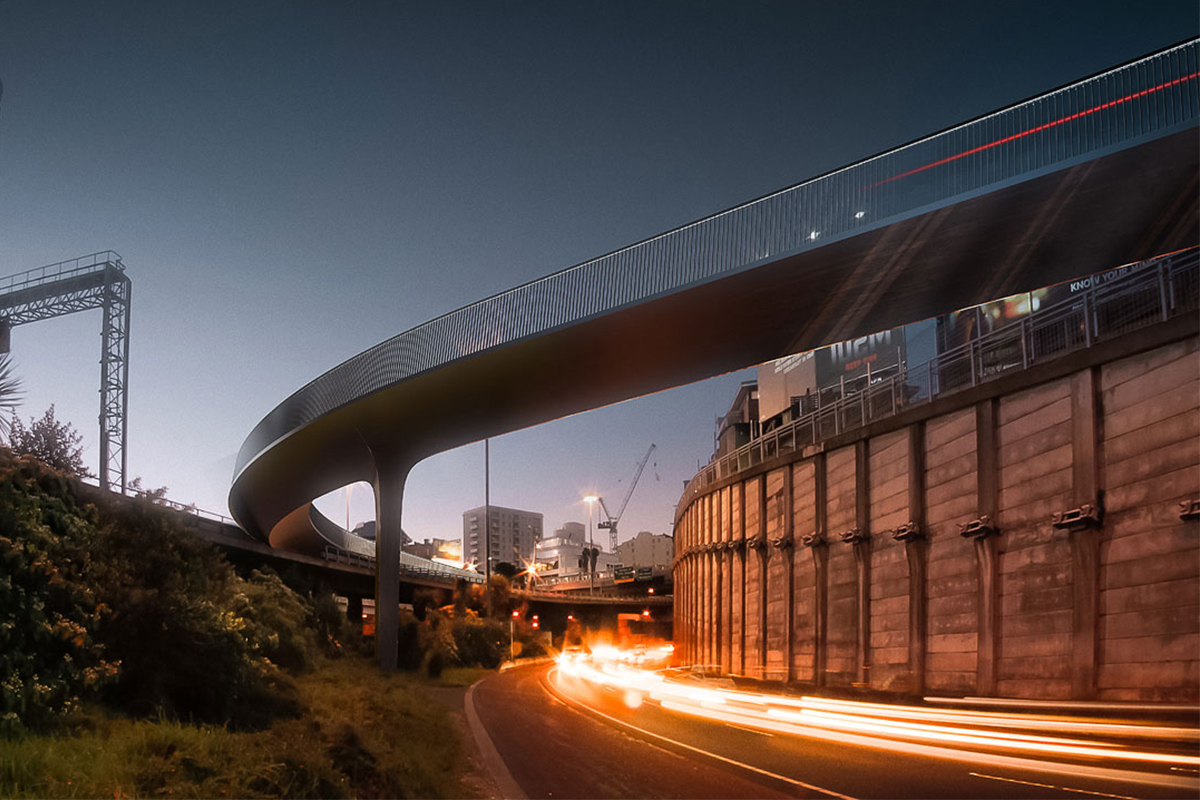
[510,610,519,661]
[584,494,598,596]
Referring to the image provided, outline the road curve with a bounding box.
[470,662,794,799]
[540,661,1198,799]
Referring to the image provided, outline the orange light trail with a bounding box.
[555,647,1200,785]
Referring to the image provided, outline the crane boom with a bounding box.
[596,443,656,552]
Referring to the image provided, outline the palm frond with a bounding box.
[0,353,23,439]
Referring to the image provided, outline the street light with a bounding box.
[584,494,598,595]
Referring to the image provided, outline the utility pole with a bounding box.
[482,441,492,604]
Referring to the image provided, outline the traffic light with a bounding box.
[532,614,539,629]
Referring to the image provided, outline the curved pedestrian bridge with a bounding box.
[230,41,1199,668]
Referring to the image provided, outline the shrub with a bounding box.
[230,569,321,673]
[450,616,506,669]
[311,591,349,657]
[0,452,320,732]
[0,457,117,735]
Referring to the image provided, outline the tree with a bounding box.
[7,405,93,478]
[0,353,20,441]
[127,475,170,504]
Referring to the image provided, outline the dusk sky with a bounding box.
[1,2,1194,550]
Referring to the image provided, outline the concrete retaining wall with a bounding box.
[674,335,1199,701]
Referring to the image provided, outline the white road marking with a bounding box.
[970,772,1139,799]
[726,722,775,737]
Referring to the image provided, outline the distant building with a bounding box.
[616,530,674,570]
[714,380,758,459]
[402,536,463,563]
[462,505,543,573]
[555,521,586,545]
[433,537,462,564]
[404,539,436,560]
[535,522,619,579]
[351,520,412,546]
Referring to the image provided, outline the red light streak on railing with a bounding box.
[869,72,1199,188]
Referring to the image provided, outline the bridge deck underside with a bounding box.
[232,128,1198,552]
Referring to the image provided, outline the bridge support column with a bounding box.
[373,454,412,672]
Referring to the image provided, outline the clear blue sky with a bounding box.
[0,1,1194,548]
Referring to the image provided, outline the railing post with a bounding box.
[969,341,978,387]
[1158,261,1171,321]
[1083,292,1094,347]
[1020,319,1029,369]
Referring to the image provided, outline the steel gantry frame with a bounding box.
[0,251,132,492]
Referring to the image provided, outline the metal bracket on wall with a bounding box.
[769,534,794,549]
[745,536,768,551]
[891,522,925,542]
[959,516,999,540]
[1051,503,1103,531]
[838,528,868,545]
[1179,499,1200,521]
[801,532,826,548]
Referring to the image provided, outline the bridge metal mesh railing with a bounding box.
[236,41,1200,478]
[681,247,1199,503]
[320,544,486,583]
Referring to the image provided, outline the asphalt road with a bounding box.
[470,662,792,799]
[470,663,1198,800]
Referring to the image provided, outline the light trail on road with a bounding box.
[553,649,1199,795]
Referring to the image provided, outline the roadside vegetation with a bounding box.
[0,418,502,798]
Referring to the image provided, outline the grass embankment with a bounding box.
[0,450,508,797]
[0,657,493,799]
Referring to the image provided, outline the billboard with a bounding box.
[815,328,905,390]
[757,350,816,423]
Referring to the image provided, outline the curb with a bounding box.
[464,679,528,800]
[500,655,556,672]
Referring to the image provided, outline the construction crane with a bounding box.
[597,443,656,553]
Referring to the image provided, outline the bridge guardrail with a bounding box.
[319,545,486,583]
[682,247,1199,505]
